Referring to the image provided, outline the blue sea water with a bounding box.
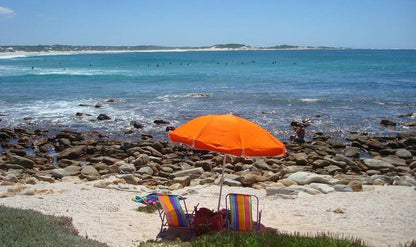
[0,49,415,141]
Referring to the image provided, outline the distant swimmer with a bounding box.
[31,66,34,69]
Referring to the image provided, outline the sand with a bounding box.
[0,178,415,247]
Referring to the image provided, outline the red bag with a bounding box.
[193,208,225,235]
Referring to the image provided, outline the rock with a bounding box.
[20,187,36,196]
[61,176,82,183]
[291,153,308,165]
[97,114,111,120]
[239,174,257,186]
[334,154,356,167]
[253,159,271,170]
[222,178,241,187]
[395,149,412,159]
[333,184,353,192]
[168,183,183,190]
[325,165,343,175]
[36,175,55,183]
[173,176,191,187]
[171,167,204,178]
[119,174,139,185]
[403,121,416,127]
[363,159,395,169]
[154,119,170,125]
[94,181,111,188]
[57,145,86,160]
[366,175,393,185]
[312,159,331,168]
[287,172,335,185]
[380,119,396,126]
[137,166,153,175]
[119,163,136,174]
[9,155,35,169]
[1,192,16,198]
[130,121,144,129]
[133,154,150,166]
[393,176,416,186]
[343,147,360,158]
[51,168,70,178]
[266,187,299,196]
[380,156,407,166]
[308,183,335,194]
[4,174,19,183]
[81,165,100,180]
[63,165,82,176]
[348,180,363,192]
[279,178,298,187]
[194,160,212,171]
[328,140,346,148]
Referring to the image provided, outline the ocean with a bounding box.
[0,49,415,142]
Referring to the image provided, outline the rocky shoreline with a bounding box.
[1,127,415,198]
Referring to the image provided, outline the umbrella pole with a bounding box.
[217,154,226,212]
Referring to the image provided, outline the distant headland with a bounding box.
[0,43,350,54]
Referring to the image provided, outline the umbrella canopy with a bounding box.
[168,114,286,157]
[168,114,286,211]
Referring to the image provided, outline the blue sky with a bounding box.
[0,0,415,49]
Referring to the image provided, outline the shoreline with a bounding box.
[0,47,352,58]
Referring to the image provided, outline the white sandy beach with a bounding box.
[0,179,415,247]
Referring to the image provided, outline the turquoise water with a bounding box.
[0,49,415,141]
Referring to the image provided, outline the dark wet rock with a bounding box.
[166,126,175,131]
[97,114,111,121]
[153,119,170,125]
[130,121,144,129]
[380,119,397,126]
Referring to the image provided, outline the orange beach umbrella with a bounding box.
[168,114,286,210]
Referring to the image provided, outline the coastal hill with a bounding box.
[0,43,349,53]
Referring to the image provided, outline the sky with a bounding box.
[0,0,415,49]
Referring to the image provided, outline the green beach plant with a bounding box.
[0,205,108,247]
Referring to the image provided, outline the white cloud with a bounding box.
[0,6,16,18]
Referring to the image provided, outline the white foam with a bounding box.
[300,98,319,102]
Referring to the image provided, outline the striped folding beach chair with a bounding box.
[157,194,195,233]
[225,193,262,231]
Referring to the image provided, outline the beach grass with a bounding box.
[2,205,414,247]
[0,205,108,247]
[136,204,161,214]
